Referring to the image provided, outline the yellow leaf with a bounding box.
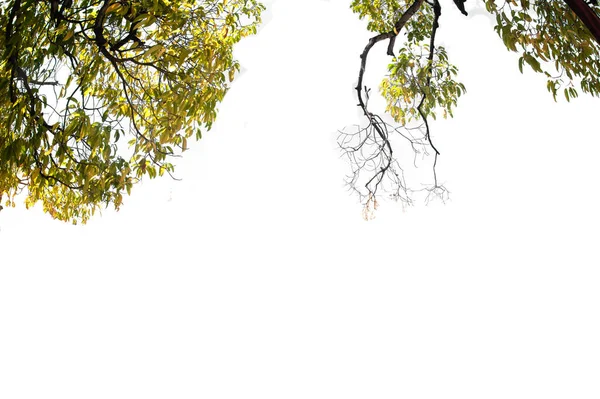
[145,44,164,58]
[105,3,122,14]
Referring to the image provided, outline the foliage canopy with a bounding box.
[0,0,263,223]
[2,0,599,222]
[343,0,600,215]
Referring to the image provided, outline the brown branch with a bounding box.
[93,0,111,47]
[388,0,427,56]
[417,0,441,157]
[355,0,425,113]
[341,0,452,208]
[348,0,426,201]
[417,0,442,187]
[563,0,600,44]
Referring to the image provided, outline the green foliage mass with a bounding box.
[0,0,263,223]
[484,0,600,101]
[3,0,599,222]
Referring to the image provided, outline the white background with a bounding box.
[1,1,599,398]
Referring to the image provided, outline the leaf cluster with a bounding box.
[485,0,600,101]
[0,0,263,223]
[352,0,465,124]
[351,0,407,32]
[381,44,465,125]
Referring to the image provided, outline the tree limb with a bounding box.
[563,0,600,44]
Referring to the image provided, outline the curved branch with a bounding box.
[341,0,451,213]
[354,0,427,178]
[417,0,441,155]
[417,0,442,187]
[338,0,428,212]
[355,0,426,112]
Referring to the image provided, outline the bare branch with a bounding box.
[339,0,449,216]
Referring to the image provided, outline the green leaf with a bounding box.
[0,0,264,223]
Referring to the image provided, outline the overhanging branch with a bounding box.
[563,0,600,44]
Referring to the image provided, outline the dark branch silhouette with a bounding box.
[338,0,449,218]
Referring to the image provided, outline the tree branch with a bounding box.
[356,0,426,114]
[563,0,600,44]
[388,0,427,55]
[417,0,442,188]
[344,0,427,207]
